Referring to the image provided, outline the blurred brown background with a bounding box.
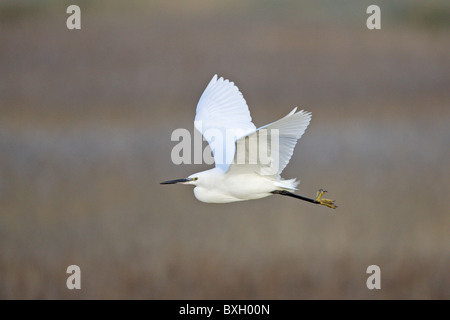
[0,0,449,299]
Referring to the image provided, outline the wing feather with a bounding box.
[229,108,311,176]
[195,75,256,171]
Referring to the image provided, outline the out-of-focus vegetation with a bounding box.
[0,0,449,299]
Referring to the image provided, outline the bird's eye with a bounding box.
[193,177,198,181]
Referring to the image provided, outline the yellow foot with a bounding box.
[315,189,337,209]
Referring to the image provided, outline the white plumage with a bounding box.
[161,75,336,208]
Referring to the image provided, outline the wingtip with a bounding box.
[294,107,312,118]
[206,74,219,88]
[283,107,297,119]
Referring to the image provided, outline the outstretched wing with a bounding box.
[195,75,256,172]
[228,108,312,176]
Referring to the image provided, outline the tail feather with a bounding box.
[274,178,299,191]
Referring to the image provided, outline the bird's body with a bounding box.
[161,75,336,208]
[190,168,297,203]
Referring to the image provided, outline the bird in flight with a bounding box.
[161,75,336,209]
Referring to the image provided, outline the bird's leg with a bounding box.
[314,189,337,209]
[271,189,337,209]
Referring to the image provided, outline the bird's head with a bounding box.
[161,169,221,187]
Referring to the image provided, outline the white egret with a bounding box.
[161,75,336,209]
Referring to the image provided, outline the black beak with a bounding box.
[160,178,193,185]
